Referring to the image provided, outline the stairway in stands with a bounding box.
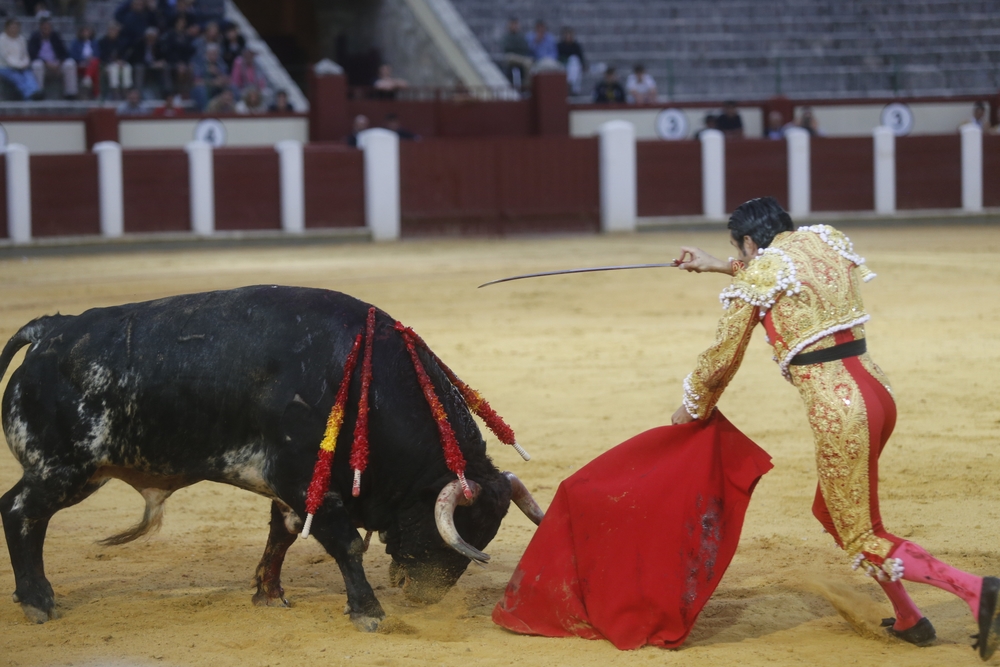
[449,0,1000,100]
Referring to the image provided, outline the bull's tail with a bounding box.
[99,488,172,546]
[0,315,68,383]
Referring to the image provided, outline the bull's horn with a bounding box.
[434,479,490,564]
[503,472,545,526]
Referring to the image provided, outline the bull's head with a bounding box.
[385,472,544,604]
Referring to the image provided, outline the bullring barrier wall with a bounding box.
[2,125,997,245]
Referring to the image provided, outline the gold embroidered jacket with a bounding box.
[682,225,876,419]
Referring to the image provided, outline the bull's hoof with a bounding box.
[251,591,290,608]
[21,603,58,624]
[349,613,382,633]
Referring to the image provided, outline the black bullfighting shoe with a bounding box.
[973,576,1000,661]
[881,617,937,647]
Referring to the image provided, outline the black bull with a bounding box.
[0,285,543,629]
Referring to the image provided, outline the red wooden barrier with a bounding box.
[399,137,598,235]
[30,154,100,237]
[726,139,787,211]
[636,140,702,217]
[303,144,365,228]
[811,137,873,212]
[983,134,1000,208]
[214,148,281,231]
[896,135,961,210]
[123,150,190,233]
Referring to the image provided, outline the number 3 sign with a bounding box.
[655,108,689,140]
[880,103,913,136]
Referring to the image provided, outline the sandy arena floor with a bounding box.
[1,225,999,667]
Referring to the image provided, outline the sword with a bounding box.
[478,262,680,288]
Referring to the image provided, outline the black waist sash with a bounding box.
[788,338,867,366]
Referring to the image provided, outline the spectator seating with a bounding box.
[449,0,1000,100]
[0,0,269,111]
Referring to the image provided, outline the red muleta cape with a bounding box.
[492,412,772,650]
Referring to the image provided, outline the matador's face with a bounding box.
[730,235,759,264]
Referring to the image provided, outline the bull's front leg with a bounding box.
[252,500,299,607]
[309,503,385,632]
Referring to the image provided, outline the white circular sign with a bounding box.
[880,103,913,136]
[194,118,227,146]
[655,108,689,140]
[0,124,7,150]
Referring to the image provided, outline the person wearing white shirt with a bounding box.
[0,19,40,99]
[625,63,657,104]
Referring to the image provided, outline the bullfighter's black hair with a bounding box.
[728,196,794,252]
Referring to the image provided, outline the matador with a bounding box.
[671,197,1000,659]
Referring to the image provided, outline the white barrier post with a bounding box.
[700,129,725,220]
[185,140,214,235]
[960,123,983,213]
[873,126,895,214]
[785,127,811,217]
[358,128,400,241]
[93,141,124,238]
[5,144,30,244]
[276,140,305,233]
[598,120,636,232]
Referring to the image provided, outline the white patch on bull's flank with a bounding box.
[76,406,113,458]
[82,363,113,397]
[4,401,54,477]
[219,446,272,495]
[10,491,25,513]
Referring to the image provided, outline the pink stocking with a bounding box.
[892,541,982,616]
[878,580,923,630]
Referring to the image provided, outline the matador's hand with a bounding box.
[675,247,730,274]
[671,405,696,425]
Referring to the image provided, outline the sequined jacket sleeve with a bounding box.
[682,297,760,419]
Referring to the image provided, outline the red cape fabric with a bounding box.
[492,412,773,650]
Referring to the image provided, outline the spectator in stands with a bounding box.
[158,14,193,96]
[168,0,200,31]
[231,47,268,97]
[191,41,228,110]
[70,25,99,98]
[193,19,220,63]
[501,17,532,90]
[347,113,368,148]
[152,92,183,116]
[144,0,170,32]
[129,26,166,98]
[0,19,40,99]
[372,63,407,100]
[268,88,291,112]
[962,101,993,133]
[114,0,154,59]
[384,112,418,140]
[235,85,266,114]
[29,18,78,99]
[527,19,557,62]
[97,21,132,99]
[625,64,657,104]
[765,110,785,139]
[593,66,625,104]
[220,24,245,69]
[556,27,585,96]
[794,106,821,136]
[694,113,717,139]
[206,86,235,113]
[116,85,148,114]
[715,100,744,138]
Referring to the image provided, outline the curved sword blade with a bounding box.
[478,262,679,288]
